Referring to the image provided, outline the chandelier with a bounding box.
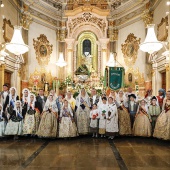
[140,24,163,54]
[106,53,116,67]
[56,53,67,67]
[6,26,29,55]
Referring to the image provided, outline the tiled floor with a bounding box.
[0,137,169,170]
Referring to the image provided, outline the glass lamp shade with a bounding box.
[140,24,163,54]
[6,26,29,55]
[56,53,67,67]
[106,53,115,67]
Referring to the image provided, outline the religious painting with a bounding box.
[121,33,141,66]
[128,73,132,82]
[157,16,168,41]
[33,34,53,66]
[2,18,14,42]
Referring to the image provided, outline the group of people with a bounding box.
[0,84,170,141]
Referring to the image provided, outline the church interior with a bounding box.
[0,0,170,170]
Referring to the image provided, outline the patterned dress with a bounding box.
[117,101,131,136]
[76,95,91,135]
[23,102,40,135]
[0,110,6,137]
[59,107,78,138]
[133,106,151,137]
[5,110,23,135]
[37,101,58,138]
[153,100,170,140]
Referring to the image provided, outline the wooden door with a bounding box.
[4,71,12,88]
[162,72,166,91]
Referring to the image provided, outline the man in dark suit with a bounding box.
[90,88,100,109]
[36,89,47,114]
[128,94,139,128]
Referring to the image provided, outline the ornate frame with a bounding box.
[157,16,168,41]
[2,18,14,42]
[33,34,53,66]
[121,33,141,66]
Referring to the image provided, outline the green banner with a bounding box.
[108,67,124,90]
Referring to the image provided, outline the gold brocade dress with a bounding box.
[133,107,151,137]
[118,103,131,135]
[153,100,170,140]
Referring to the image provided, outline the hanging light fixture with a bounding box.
[56,52,67,67]
[106,53,116,67]
[6,26,29,55]
[140,24,163,54]
[5,0,29,55]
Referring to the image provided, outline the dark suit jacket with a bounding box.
[128,101,139,113]
[36,95,47,113]
[90,95,100,109]
[3,95,19,112]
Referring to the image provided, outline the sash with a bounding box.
[139,107,149,118]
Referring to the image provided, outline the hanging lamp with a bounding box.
[140,24,163,54]
[6,26,29,55]
[106,53,116,67]
[56,53,67,67]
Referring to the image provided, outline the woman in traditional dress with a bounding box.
[153,90,170,140]
[116,90,131,135]
[21,88,30,119]
[23,93,41,135]
[98,97,108,137]
[4,87,19,113]
[37,94,58,138]
[157,88,166,110]
[5,100,23,139]
[64,91,76,111]
[133,99,151,137]
[106,97,118,139]
[0,104,6,137]
[75,88,91,135]
[108,90,117,101]
[144,90,153,107]
[89,104,99,137]
[59,100,78,138]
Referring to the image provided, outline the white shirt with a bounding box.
[92,95,96,104]
[130,101,135,111]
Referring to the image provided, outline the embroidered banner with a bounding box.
[108,67,124,90]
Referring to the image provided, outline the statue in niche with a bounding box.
[82,39,93,72]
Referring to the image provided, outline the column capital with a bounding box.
[99,38,110,50]
[65,38,75,50]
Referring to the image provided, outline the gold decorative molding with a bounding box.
[68,12,106,34]
[56,29,67,42]
[108,28,118,41]
[33,34,53,66]
[29,68,54,88]
[157,16,168,41]
[20,12,33,30]
[121,33,141,66]
[2,18,14,42]
[165,63,170,72]
[141,9,153,27]
[125,67,145,87]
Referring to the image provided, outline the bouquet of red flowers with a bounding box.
[92,113,98,120]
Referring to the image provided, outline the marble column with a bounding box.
[99,38,110,76]
[65,38,75,77]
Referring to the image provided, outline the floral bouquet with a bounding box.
[92,112,98,120]
[102,110,106,119]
